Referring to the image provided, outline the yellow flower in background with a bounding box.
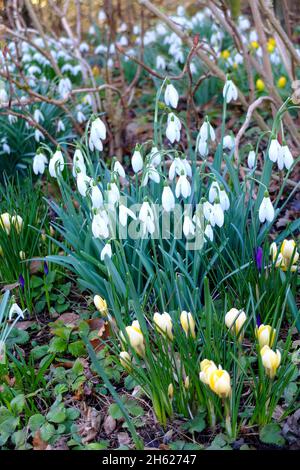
[92,65,100,77]
[184,376,190,390]
[180,311,196,339]
[256,79,265,91]
[267,38,276,53]
[270,239,299,272]
[93,295,108,316]
[119,351,132,371]
[11,215,23,233]
[120,321,145,357]
[208,368,231,398]
[0,213,23,234]
[221,49,230,60]
[255,324,276,349]
[277,76,287,89]
[153,312,173,340]
[225,308,247,339]
[19,251,26,260]
[168,383,174,400]
[250,40,259,50]
[200,359,217,384]
[0,245,3,257]
[260,345,281,378]
[268,37,276,47]
[0,213,11,234]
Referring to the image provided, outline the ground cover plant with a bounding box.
[0,0,299,453]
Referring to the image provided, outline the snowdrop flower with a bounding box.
[199,120,215,142]
[101,243,112,260]
[212,203,224,227]
[34,129,45,143]
[72,148,86,177]
[9,303,25,321]
[259,193,275,223]
[8,114,17,125]
[90,182,103,209]
[219,186,230,211]
[58,77,72,99]
[2,140,10,154]
[132,148,143,173]
[89,117,106,152]
[203,201,215,226]
[198,138,209,157]
[223,134,235,150]
[98,9,106,21]
[223,79,238,103]
[92,210,110,238]
[204,224,214,242]
[33,109,44,124]
[77,110,86,124]
[175,173,191,199]
[33,150,48,175]
[247,149,256,169]
[142,165,160,186]
[281,144,294,170]
[57,119,65,133]
[149,146,161,167]
[107,182,120,205]
[183,215,195,237]
[169,157,185,180]
[164,83,179,108]
[268,138,281,163]
[113,160,125,178]
[79,42,89,53]
[181,157,192,178]
[166,113,181,143]
[49,148,64,177]
[139,201,155,236]
[119,205,136,227]
[162,185,175,212]
[156,55,166,70]
[76,172,91,197]
[209,181,220,203]
[0,87,8,105]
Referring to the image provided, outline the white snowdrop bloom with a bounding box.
[182,158,192,178]
[169,157,185,180]
[57,119,65,133]
[198,138,209,157]
[119,205,136,227]
[27,65,41,75]
[132,148,143,173]
[282,145,294,170]
[156,55,166,70]
[175,173,191,199]
[213,203,224,227]
[219,187,230,211]
[268,138,281,163]
[139,201,155,236]
[0,87,8,104]
[9,303,25,321]
[83,94,93,106]
[90,182,103,209]
[259,195,275,223]
[142,166,160,186]
[113,161,125,178]
[61,63,74,74]
[89,117,106,152]
[119,35,128,46]
[72,148,86,177]
[183,215,195,237]
[98,9,106,21]
[162,185,175,212]
[277,148,284,171]
[149,146,161,167]
[223,134,235,150]
[101,243,112,260]
[77,110,86,124]
[223,79,238,103]
[107,182,120,205]
[33,109,44,124]
[203,201,215,226]
[34,129,45,143]
[33,151,48,175]
[2,142,11,154]
[164,83,179,109]
[166,113,181,143]
[8,114,17,125]
[79,42,89,53]
[77,172,91,197]
[199,120,215,142]
[209,181,220,203]
[247,150,256,169]
[204,224,214,242]
[89,25,96,35]
[92,211,109,239]
[49,148,64,178]
[58,77,72,99]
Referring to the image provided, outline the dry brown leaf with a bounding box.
[30,260,43,274]
[55,312,80,327]
[14,321,34,331]
[103,415,117,435]
[33,430,48,450]
[117,432,131,446]
[77,406,101,444]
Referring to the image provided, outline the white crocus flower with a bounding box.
[132,148,143,173]
[77,172,91,197]
[247,150,256,169]
[119,205,136,227]
[199,120,215,142]
[92,210,109,238]
[107,182,120,205]
[213,203,224,227]
[183,215,195,237]
[101,243,112,260]
[268,138,281,163]
[89,117,106,152]
[259,194,275,223]
[58,77,72,99]
[204,224,214,242]
[72,148,86,177]
[49,148,64,178]
[90,182,103,209]
[223,79,238,103]
[164,83,179,109]
[114,161,125,178]
[166,113,181,143]
[9,303,25,321]
[282,145,293,170]
[33,151,48,175]
[175,173,191,199]
[139,201,155,236]
[223,135,235,150]
[162,185,175,212]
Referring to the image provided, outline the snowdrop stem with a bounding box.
[247,176,268,192]
[154,77,168,145]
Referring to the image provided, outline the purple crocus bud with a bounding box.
[256,314,261,327]
[44,261,49,276]
[255,246,263,271]
[19,274,25,291]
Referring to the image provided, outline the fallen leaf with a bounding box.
[117,432,131,446]
[33,430,48,450]
[77,405,101,444]
[55,312,80,327]
[30,260,43,274]
[14,321,34,331]
[103,415,117,435]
